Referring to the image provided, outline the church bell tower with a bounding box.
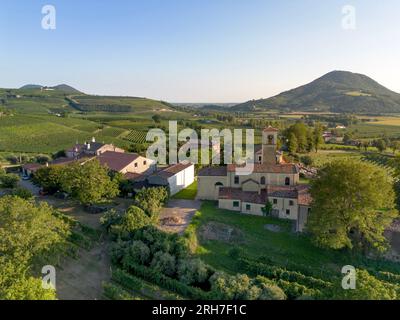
[262,126,278,165]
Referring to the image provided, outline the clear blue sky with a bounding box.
[1,0,399,102]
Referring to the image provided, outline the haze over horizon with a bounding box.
[1,0,400,103]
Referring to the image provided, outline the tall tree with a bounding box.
[287,133,298,154]
[307,160,397,252]
[312,123,324,153]
[61,160,119,205]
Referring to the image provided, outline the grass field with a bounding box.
[172,180,198,200]
[0,114,130,153]
[190,202,400,279]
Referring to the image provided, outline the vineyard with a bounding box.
[361,153,396,176]
[123,130,148,144]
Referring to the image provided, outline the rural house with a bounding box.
[197,127,312,232]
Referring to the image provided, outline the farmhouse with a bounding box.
[97,151,156,176]
[197,126,312,232]
[148,162,194,196]
[66,137,124,158]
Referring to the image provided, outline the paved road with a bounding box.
[159,199,202,234]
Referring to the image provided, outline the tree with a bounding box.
[134,187,168,222]
[287,133,298,154]
[152,114,162,123]
[11,187,34,200]
[262,200,273,216]
[111,206,151,238]
[32,166,63,194]
[122,240,151,267]
[177,258,208,285]
[0,196,70,264]
[0,173,20,188]
[375,139,387,153]
[330,269,397,300]
[390,141,400,155]
[61,160,119,205]
[312,123,324,153]
[307,160,397,252]
[151,251,176,277]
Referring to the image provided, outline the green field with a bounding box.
[189,202,400,279]
[172,180,198,200]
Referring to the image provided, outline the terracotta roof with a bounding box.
[97,151,140,172]
[218,185,312,206]
[263,126,279,132]
[124,172,145,181]
[153,162,193,178]
[227,163,298,174]
[198,166,227,177]
[219,187,267,205]
[22,163,43,171]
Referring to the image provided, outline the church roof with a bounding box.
[198,166,227,177]
[263,126,279,132]
[227,163,298,174]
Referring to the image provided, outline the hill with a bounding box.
[232,71,400,113]
[20,83,82,94]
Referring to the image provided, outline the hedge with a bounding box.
[102,282,138,300]
[119,263,212,300]
[238,258,329,297]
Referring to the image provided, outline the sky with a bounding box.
[1,0,400,103]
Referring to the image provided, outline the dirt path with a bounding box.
[159,199,202,234]
[56,238,111,300]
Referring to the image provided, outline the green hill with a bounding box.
[232,71,400,113]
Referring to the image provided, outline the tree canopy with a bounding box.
[307,160,397,252]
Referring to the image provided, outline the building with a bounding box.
[97,151,156,176]
[197,126,312,232]
[66,137,125,158]
[148,162,194,196]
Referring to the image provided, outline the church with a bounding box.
[197,126,312,232]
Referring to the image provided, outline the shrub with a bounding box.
[177,258,208,285]
[111,206,151,239]
[0,173,20,188]
[122,241,151,267]
[11,187,33,200]
[151,251,176,277]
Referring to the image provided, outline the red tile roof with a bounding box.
[297,185,312,206]
[263,126,279,132]
[219,187,267,204]
[227,163,298,174]
[124,172,145,181]
[198,166,227,177]
[153,163,193,178]
[97,151,140,172]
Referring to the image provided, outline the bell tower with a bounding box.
[262,126,278,165]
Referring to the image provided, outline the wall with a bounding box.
[122,156,156,175]
[269,197,299,220]
[168,165,195,195]
[197,175,228,200]
[227,171,298,187]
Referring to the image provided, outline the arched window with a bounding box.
[285,177,290,186]
[215,182,223,187]
[260,177,266,185]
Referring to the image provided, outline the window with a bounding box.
[215,182,223,187]
[233,201,240,208]
[285,177,290,186]
[258,156,262,162]
[286,209,290,215]
[143,161,147,165]
[234,176,239,184]
[273,199,277,205]
[289,200,294,206]
[260,177,266,185]
[134,162,138,168]
[246,204,251,211]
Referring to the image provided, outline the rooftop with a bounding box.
[198,166,228,177]
[153,162,193,178]
[227,163,298,174]
[97,151,140,172]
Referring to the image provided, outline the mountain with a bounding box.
[19,84,82,94]
[232,71,400,113]
[19,84,43,90]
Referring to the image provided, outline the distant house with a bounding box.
[97,151,156,176]
[22,163,43,176]
[66,137,124,158]
[148,162,194,196]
